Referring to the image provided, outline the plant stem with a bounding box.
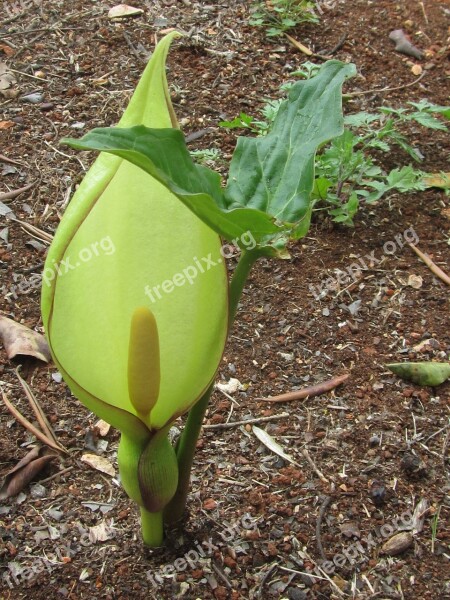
[228,249,263,322]
[164,249,261,524]
[140,506,164,547]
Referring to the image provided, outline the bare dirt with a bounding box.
[0,1,449,599]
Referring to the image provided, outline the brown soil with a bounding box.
[1,1,449,599]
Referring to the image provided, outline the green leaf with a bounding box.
[312,177,332,201]
[385,166,425,192]
[219,113,255,129]
[62,60,355,252]
[62,126,282,251]
[363,166,425,202]
[386,362,450,387]
[409,112,448,130]
[408,101,450,120]
[224,61,356,237]
[344,112,380,128]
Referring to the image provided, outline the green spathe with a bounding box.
[41,32,228,436]
[41,33,229,546]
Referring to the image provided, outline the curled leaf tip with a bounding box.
[128,306,160,417]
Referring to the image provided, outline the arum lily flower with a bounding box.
[41,32,228,546]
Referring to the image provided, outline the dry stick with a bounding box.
[299,551,345,597]
[259,374,349,403]
[203,412,289,430]
[11,218,53,243]
[284,33,332,61]
[327,34,348,55]
[211,562,233,590]
[408,243,450,286]
[348,71,426,97]
[0,154,24,166]
[0,182,35,202]
[15,369,67,453]
[257,563,278,599]
[316,495,331,561]
[39,466,73,484]
[301,447,328,484]
[1,390,63,453]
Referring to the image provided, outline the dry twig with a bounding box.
[259,374,349,403]
[347,71,426,97]
[285,33,332,60]
[316,495,331,560]
[15,369,66,452]
[1,389,64,453]
[301,447,329,483]
[0,154,24,166]
[0,182,35,202]
[408,243,450,286]
[203,412,289,430]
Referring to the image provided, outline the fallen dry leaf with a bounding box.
[81,453,115,477]
[0,120,14,130]
[108,4,144,19]
[407,274,423,289]
[381,531,413,556]
[412,498,429,535]
[0,316,51,362]
[339,521,361,539]
[422,172,450,189]
[0,61,16,97]
[203,498,217,510]
[252,425,300,467]
[0,44,14,57]
[0,446,57,499]
[216,378,244,394]
[89,521,115,543]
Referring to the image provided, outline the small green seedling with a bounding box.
[249,0,319,37]
[42,32,355,546]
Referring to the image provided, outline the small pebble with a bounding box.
[401,452,427,477]
[370,480,386,506]
[30,483,47,498]
[21,92,44,104]
[369,434,380,447]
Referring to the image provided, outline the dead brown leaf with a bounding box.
[81,453,115,477]
[0,446,57,499]
[108,4,144,19]
[0,120,15,130]
[0,44,14,57]
[422,172,450,189]
[0,61,16,97]
[0,315,51,362]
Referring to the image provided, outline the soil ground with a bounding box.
[0,1,449,599]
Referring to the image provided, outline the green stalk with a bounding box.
[164,249,262,525]
[140,506,164,547]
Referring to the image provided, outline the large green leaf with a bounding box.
[224,60,356,237]
[62,60,355,249]
[62,127,282,251]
